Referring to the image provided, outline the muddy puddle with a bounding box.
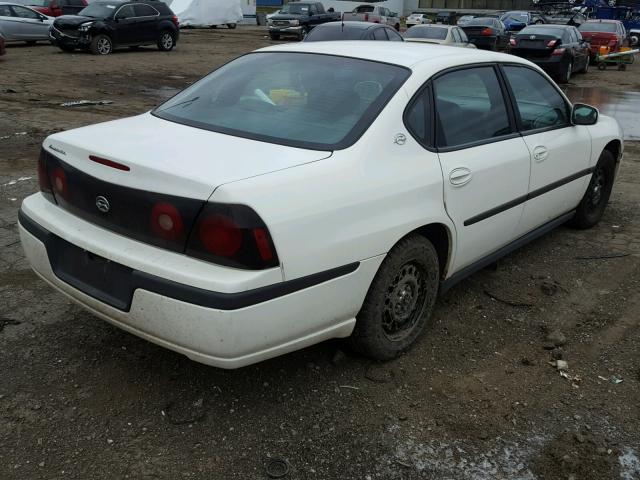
[564,86,640,140]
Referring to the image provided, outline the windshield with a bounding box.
[501,12,528,22]
[154,53,410,150]
[579,22,617,32]
[405,26,448,39]
[78,2,120,18]
[280,3,309,14]
[520,26,563,36]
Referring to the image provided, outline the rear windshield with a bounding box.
[78,2,120,17]
[579,22,617,32]
[520,26,564,36]
[280,3,310,14]
[501,12,528,22]
[305,25,367,41]
[405,26,448,39]
[466,18,494,26]
[153,52,410,151]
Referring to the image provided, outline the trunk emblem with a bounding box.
[96,196,110,213]
[530,35,536,39]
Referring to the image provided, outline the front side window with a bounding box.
[0,5,13,16]
[154,53,410,150]
[134,4,158,16]
[433,67,511,148]
[502,65,569,131]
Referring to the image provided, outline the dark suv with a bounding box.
[50,0,179,55]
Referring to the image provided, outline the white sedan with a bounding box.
[20,42,622,368]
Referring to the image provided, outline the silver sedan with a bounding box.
[0,2,52,43]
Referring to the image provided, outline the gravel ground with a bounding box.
[1,27,639,480]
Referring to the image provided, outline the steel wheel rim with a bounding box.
[97,37,111,54]
[161,33,173,49]
[382,262,427,341]
[588,166,606,208]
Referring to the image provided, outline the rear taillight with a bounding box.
[172,15,179,26]
[37,149,56,203]
[551,47,566,56]
[546,39,558,48]
[151,202,184,241]
[364,13,368,21]
[186,203,279,270]
[509,38,516,46]
[51,166,68,199]
[481,27,493,36]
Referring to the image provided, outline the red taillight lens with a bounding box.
[198,214,242,257]
[151,202,184,240]
[186,203,279,270]
[51,166,68,199]
[551,47,566,56]
[38,150,56,203]
[509,38,516,46]
[172,15,179,26]
[547,39,558,48]
[89,155,130,171]
[481,27,493,36]
[364,13,368,21]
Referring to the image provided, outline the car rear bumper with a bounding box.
[19,193,381,368]
[468,36,497,49]
[524,55,565,75]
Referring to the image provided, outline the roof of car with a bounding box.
[316,21,383,30]
[584,19,621,23]
[524,24,571,29]
[409,24,452,28]
[258,41,528,70]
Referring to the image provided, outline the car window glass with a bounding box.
[11,6,40,19]
[502,66,569,131]
[309,4,317,15]
[459,28,468,41]
[434,67,511,148]
[0,5,13,16]
[116,4,135,18]
[405,88,431,146]
[373,28,388,40]
[386,28,403,41]
[134,4,158,16]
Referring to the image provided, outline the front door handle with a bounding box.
[533,145,548,162]
[449,167,472,186]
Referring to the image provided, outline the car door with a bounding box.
[500,64,592,236]
[433,65,532,271]
[372,26,388,40]
[113,4,137,44]
[133,3,159,42]
[571,28,588,69]
[9,5,48,40]
[0,4,21,40]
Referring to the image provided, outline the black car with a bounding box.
[510,24,590,83]
[304,21,403,42]
[460,17,510,50]
[50,0,179,55]
[268,2,341,41]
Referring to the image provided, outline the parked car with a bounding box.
[304,21,403,41]
[406,12,430,27]
[50,0,179,55]
[460,17,509,50]
[499,10,546,32]
[0,32,6,54]
[456,14,475,27]
[435,10,456,25]
[578,19,627,58]
[342,4,399,31]
[13,0,86,17]
[404,24,476,48]
[510,24,590,82]
[268,2,341,40]
[543,8,587,27]
[0,2,53,43]
[19,43,622,368]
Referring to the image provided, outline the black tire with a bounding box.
[226,23,237,29]
[558,59,572,83]
[569,150,615,229]
[349,235,439,360]
[90,34,112,55]
[580,55,589,73]
[58,44,75,52]
[298,26,309,41]
[269,33,280,40]
[157,31,175,51]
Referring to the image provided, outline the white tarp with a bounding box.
[167,0,243,27]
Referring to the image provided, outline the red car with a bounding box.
[14,0,87,17]
[578,19,627,58]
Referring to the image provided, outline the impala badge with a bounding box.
[95,196,110,213]
[530,35,536,40]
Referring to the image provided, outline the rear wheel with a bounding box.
[226,23,237,29]
[349,235,439,360]
[90,34,112,55]
[558,59,572,83]
[569,150,615,229]
[580,55,590,73]
[157,31,175,51]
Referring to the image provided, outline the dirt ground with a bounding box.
[1,27,640,480]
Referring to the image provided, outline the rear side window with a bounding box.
[404,87,431,146]
[0,5,12,16]
[502,65,569,131]
[115,4,135,18]
[373,28,388,40]
[386,28,403,41]
[433,67,511,149]
[134,3,158,16]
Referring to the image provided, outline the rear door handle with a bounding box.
[533,145,548,162]
[449,167,472,186]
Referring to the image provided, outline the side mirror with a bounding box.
[572,103,598,125]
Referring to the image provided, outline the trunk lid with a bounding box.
[580,31,616,46]
[512,33,561,57]
[461,26,491,38]
[44,112,332,201]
